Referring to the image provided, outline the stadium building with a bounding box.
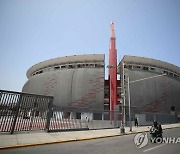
[118,55,180,124]
[23,22,180,124]
[23,54,105,110]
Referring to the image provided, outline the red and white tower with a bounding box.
[108,21,117,111]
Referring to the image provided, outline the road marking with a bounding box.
[143,144,165,152]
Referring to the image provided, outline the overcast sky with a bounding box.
[0,0,180,92]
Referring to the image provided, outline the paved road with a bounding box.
[1,127,180,154]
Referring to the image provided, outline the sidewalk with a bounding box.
[0,123,180,149]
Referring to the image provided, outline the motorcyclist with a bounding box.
[149,121,163,143]
[150,121,158,135]
[158,124,163,134]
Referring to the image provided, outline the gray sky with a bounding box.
[0,0,180,92]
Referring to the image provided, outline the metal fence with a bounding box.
[114,105,178,127]
[1,90,177,134]
[0,90,53,134]
[47,105,178,132]
[0,90,121,134]
[48,106,89,132]
[47,106,121,132]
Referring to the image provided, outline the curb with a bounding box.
[0,125,180,150]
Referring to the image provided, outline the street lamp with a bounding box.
[120,93,125,133]
[121,74,132,132]
[124,72,167,132]
[120,62,125,134]
[127,76,132,131]
[130,73,167,84]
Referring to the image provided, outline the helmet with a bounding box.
[153,121,158,127]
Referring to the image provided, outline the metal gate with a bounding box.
[0,90,53,134]
[48,106,89,132]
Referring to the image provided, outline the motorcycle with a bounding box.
[149,125,163,143]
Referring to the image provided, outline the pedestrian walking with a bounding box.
[135,117,138,127]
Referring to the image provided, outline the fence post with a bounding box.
[10,94,22,134]
[0,91,2,101]
[45,97,53,132]
[29,96,37,131]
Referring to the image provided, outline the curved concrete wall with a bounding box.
[118,55,180,75]
[126,70,180,114]
[27,54,104,78]
[23,68,104,109]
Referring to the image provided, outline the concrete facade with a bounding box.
[23,54,105,109]
[118,55,180,116]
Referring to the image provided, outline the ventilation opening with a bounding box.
[134,65,141,69]
[143,66,149,71]
[54,66,60,70]
[61,65,66,68]
[150,67,155,71]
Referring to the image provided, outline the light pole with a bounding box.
[125,73,167,132]
[127,76,132,131]
[120,93,125,133]
[120,62,125,134]
[130,73,167,84]
[121,74,132,132]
